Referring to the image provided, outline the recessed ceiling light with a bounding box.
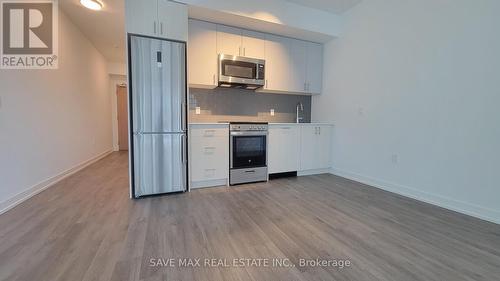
[80,0,103,11]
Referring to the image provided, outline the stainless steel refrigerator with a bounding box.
[128,35,187,198]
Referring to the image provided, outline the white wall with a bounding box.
[313,0,500,223]
[107,62,127,76]
[0,11,113,212]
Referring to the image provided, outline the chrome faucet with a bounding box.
[296,102,304,123]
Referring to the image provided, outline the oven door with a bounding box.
[230,133,267,169]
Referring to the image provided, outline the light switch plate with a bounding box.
[195,107,201,115]
[270,109,275,116]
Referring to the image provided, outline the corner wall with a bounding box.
[312,0,500,223]
[0,11,113,212]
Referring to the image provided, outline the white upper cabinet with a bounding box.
[188,20,217,88]
[289,39,308,93]
[125,0,187,41]
[241,30,266,59]
[186,20,324,94]
[216,25,242,56]
[306,43,323,94]
[262,34,291,93]
[157,0,188,41]
[216,26,266,59]
[125,0,157,38]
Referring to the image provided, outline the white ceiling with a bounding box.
[286,0,362,14]
[59,0,362,64]
[59,0,126,63]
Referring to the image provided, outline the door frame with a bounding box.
[110,75,127,151]
[116,84,129,151]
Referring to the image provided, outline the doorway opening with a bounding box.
[116,84,129,151]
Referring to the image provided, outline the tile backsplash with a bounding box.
[189,88,311,123]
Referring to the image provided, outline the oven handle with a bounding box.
[230,131,268,136]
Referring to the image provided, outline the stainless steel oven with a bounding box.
[230,123,268,185]
[218,54,265,90]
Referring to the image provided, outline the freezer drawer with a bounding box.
[133,133,186,197]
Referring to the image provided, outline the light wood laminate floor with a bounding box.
[1,152,499,281]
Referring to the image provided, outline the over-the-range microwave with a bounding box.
[218,54,265,90]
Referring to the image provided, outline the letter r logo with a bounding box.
[2,1,53,54]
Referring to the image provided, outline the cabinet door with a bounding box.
[125,0,158,37]
[264,34,291,92]
[306,42,323,94]
[188,20,217,88]
[290,39,308,93]
[241,29,266,59]
[317,126,331,168]
[269,126,299,173]
[216,25,242,56]
[299,126,318,171]
[157,0,188,41]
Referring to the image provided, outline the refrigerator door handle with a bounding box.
[181,134,187,164]
[181,101,186,131]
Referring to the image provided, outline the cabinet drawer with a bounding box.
[190,128,228,138]
[189,133,229,182]
[191,167,227,181]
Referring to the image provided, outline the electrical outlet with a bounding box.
[357,107,364,116]
[270,109,275,116]
[195,107,201,115]
[391,154,398,164]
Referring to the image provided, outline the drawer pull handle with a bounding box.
[245,170,256,173]
[204,130,216,137]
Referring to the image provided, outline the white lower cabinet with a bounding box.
[299,125,332,172]
[268,124,332,175]
[268,125,300,174]
[189,123,332,189]
[189,124,229,189]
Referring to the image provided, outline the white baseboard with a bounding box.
[298,168,331,176]
[0,149,113,215]
[330,167,500,225]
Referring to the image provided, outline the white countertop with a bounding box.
[189,122,229,125]
[189,122,333,126]
[269,122,334,126]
